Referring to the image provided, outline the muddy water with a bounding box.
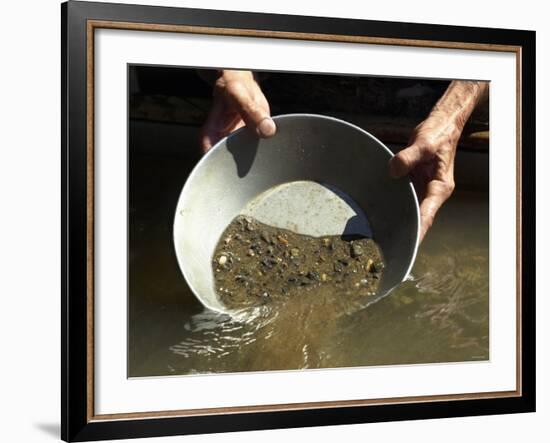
[129,161,489,376]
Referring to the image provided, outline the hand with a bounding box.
[388,80,488,241]
[199,70,276,153]
[389,112,459,241]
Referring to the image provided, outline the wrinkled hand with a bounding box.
[389,80,488,241]
[389,112,459,241]
[199,70,276,153]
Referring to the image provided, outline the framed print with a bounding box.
[61,1,536,441]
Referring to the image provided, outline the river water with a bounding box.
[128,153,488,377]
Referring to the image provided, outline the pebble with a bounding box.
[351,243,364,258]
[366,258,374,272]
[218,255,228,265]
[290,248,300,257]
[306,271,320,281]
[277,235,289,245]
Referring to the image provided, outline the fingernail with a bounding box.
[257,118,276,138]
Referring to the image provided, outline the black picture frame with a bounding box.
[62,1,536,441]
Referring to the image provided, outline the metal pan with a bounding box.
[174,114,420,313]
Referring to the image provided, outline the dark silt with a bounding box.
[212,216,385,310]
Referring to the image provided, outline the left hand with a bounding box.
[389,111,459,241]
[199,70,275,153]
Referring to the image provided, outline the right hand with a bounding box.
[199,70,276,153]
[389,111,459,241]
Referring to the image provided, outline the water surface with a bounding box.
[128,154,488,377]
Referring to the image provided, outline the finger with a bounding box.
[199,104,224,153]
[199,132,213,154]
[418,180,453,241]
[199,100,243,153]
[389,144,424,178]
[225,82,276,138]
[199,118,245,153]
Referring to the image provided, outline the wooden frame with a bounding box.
[62,1,536,441]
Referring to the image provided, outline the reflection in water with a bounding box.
[413,250,489,353]
[128,151,488,377]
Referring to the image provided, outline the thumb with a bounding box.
[226,85,276,138]
[389,144,424,178]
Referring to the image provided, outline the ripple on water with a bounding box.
[164,242,488,374]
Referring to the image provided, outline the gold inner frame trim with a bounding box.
[86,19,523,423]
